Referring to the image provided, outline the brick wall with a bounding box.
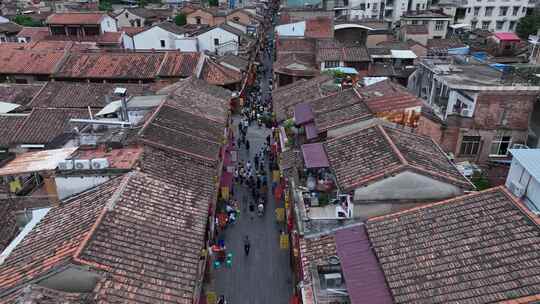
[187,10,216,26]
[473,92,535,131]
[417,114,443,145]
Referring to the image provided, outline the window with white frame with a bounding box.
[485,6,493,16]
[512,6,520,16]
[474,7,480,16]
[435,20,445,31]
[471,21,478,28]
[490,135,512,156]
[499,6,508,16]
[482,21,490,29]
[325,61,340,68]
[460,136,481,155]
[496,21,504,30]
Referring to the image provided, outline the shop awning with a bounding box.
[220,171,233,188]
[301,143,329,168]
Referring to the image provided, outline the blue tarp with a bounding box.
[489,63,511,72]
[326,67,358,74]
[447,46,470,55]
[472,52,488,62]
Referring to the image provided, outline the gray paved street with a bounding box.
[211,31,293,303]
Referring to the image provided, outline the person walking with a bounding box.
[244,235,251,256]
[245,139,250,152]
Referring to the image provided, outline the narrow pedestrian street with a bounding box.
[206,13,294,304]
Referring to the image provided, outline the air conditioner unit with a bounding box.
[74,159,91,170]
[510,180,526,198]
[57,159,74,170]
[324,273,342,288]
[91,158,109,170]
[461,109,471,117]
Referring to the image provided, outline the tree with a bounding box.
[174,13,186,26]
[137,0,147,8]
[516,14,540,39]
[98,0,112,11]
[208,0,218,6]
[12,15,41,27]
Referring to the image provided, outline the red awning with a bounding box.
[301,143,329,168]
[220,171,233,188]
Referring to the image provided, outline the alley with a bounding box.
[211,20,293,304]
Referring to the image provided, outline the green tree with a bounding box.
[174,13,186,26]
[208,0,218,6]
[12,15,41,27]
[516,14,540,39]
[98,0,112,11]
[137,0,147,8]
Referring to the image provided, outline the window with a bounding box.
[435,20,445,31]
[136,19,141,27]
[496,21,504,30]
[367,3,370,8]
[499,6,508,16]
[195,17,201,24]
[422,20,428,24]
[416,3,420,10]
[360,3,365,9]
[467,7,471,13]
[482,21,491,29]
[490,135,511,156]
[160,40,165,47]
[474,7,480,16]
[471,20,478,28]
[411,20,418,24]
[485,6,493,16]
[509,20,516,30]
[373,3,378,9]
[460,136,481,155]
[523,6,527,13]
[325,61,340,68]
[512,6,520,16]
[125,12,129,18]
[214,38,220,45]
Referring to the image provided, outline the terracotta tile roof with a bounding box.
[402,24,428,35]
[316,40,369,62]
[0,201,16,256]
[0,50,65,75]
[26,40,95,51]
[80,172,212,304]
[158,51,200,78]
[273,74,332,121]
[324,124,471,191]
[366,187,540,304]
[125,7,173,19]
[0,178,121,296]
[54,52,165,80]
[311,89,372,131]
[139,102,224,161]
[0,115,27,147]
[28,82,155,109]
[15,27,49,41]
[356,80,422,113]
[12,108,89,145]
[217,54,249,71]
[46,12,107,25]
[274,53,318,77]
[279,149,303,171]
[158,77,231,123]
[0,84,43,106]
[120,26,147,37]
[277,37,316,54]
[200,57,242,86]
[305,17,333,39]
[426,38,465,49]
[299,234,337,283]
[0,284,90,304]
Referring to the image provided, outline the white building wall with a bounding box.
[123,34,135,49]
[506,157,540,212]
[116,10,146,28]
[456,0,533,32]
[174,38,199,51]
[100,15,118,33]
[197,27,238,54]
[132,26,184,50]
[384,0,428,23]
[353,170,464,201]
[55,175,111,200]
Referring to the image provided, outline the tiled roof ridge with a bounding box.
[499,186,540,226]
[367,187,503,223]
[152,119,221,145]
[377,124,408,166]
[381,125,473,188]
[9,108,34,144]
[71,173,134,271]
[139,137,218,162]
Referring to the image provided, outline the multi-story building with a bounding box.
[316,0,428,23]
[383,0,429,23]
[401,9,453,39]
[450,0,537,32]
